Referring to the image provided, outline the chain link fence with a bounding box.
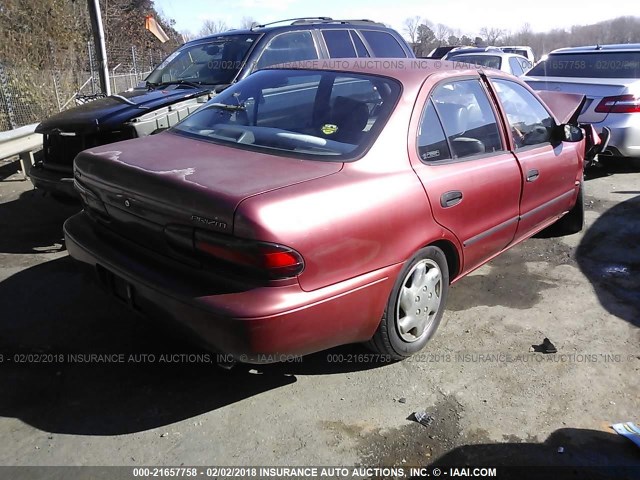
[0,43,169,132]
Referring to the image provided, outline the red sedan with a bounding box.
[65,60,587,362]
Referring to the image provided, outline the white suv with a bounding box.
[500,46,535,63]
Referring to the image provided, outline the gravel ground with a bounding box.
[0,158,638,477]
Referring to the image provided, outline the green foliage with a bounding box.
[0,0,182,129]
[0,0,181,71]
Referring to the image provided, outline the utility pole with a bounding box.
[87,0,111,95]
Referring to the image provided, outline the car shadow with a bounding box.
[427,428,639,479]
[446,237,571,311]
[585,159,639,181]
[576,194,640,328]
[0,188,80,254]
[0,256,389,436]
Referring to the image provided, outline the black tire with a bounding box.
[553,178,584,235]
[367,246,449,360]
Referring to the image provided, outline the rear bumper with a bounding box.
[63,212,399,362]
[29,163,77,197]
[588,114,640,159]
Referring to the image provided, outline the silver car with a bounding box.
[444,51,533,77]
[525,44,640,160]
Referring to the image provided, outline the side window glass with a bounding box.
[509,57,524,76]
[492,79,554,149]
[520,59,532,72]
[322,30,356,58]
[360,31,406,58]
[431,79,503,159]
[255,31,318,70]
[417,100,451,162]
[350,31,370,57]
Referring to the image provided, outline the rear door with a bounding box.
[488,77,581,240]
[409,76,522,274]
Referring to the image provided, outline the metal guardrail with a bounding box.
[0,123,42,180]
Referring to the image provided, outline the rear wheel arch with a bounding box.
[429,239,460,281]
[366,244,450,359]
[364,238,460,359]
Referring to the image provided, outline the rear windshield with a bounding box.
[527,52,640,78]
[502,48,529,57]
[448,55,502,70]
[172,69,401,161]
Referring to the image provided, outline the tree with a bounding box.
[435,24,451,46]
[403,16,421,46]
[198,19,228,37]
[240,16,258,29]
[460,35,474,46]
[181,30,196,42]
[479,27,506,45]
[416,23,436,57]
[517,22,533,45]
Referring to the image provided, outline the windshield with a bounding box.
[171,69,401,161]
[448,55,502,70]
[146,35,259,86]
[527,52,640,78]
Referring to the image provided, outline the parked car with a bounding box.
[525,44,640,162]
[442,46,502,58]
[65,60,591,362]
[30,17,414,198]
[499,46,535,63]
[445,51,533,76]
[425,45,461,59]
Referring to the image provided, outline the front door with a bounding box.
[488,78,582,240]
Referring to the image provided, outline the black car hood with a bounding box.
[36,86,213,134]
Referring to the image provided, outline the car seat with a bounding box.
[435,102,485,157]
[325,96,370,144]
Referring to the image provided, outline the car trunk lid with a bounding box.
[74,131,342,258]
[524,76,636,123]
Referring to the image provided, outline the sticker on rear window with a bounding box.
[321,124,338,135]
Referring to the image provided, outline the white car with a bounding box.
[445,51,533,77]
[500,46,535,63]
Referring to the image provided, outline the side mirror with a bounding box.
[554,124,584,143]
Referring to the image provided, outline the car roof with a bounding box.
[448,46,501,54]
[187,17,392,45]
[447,51,528,60]
[549,43,640,54]
[265,58,514,90]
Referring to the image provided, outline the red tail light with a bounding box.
[595,94,640,114]
[194,230,304,279]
